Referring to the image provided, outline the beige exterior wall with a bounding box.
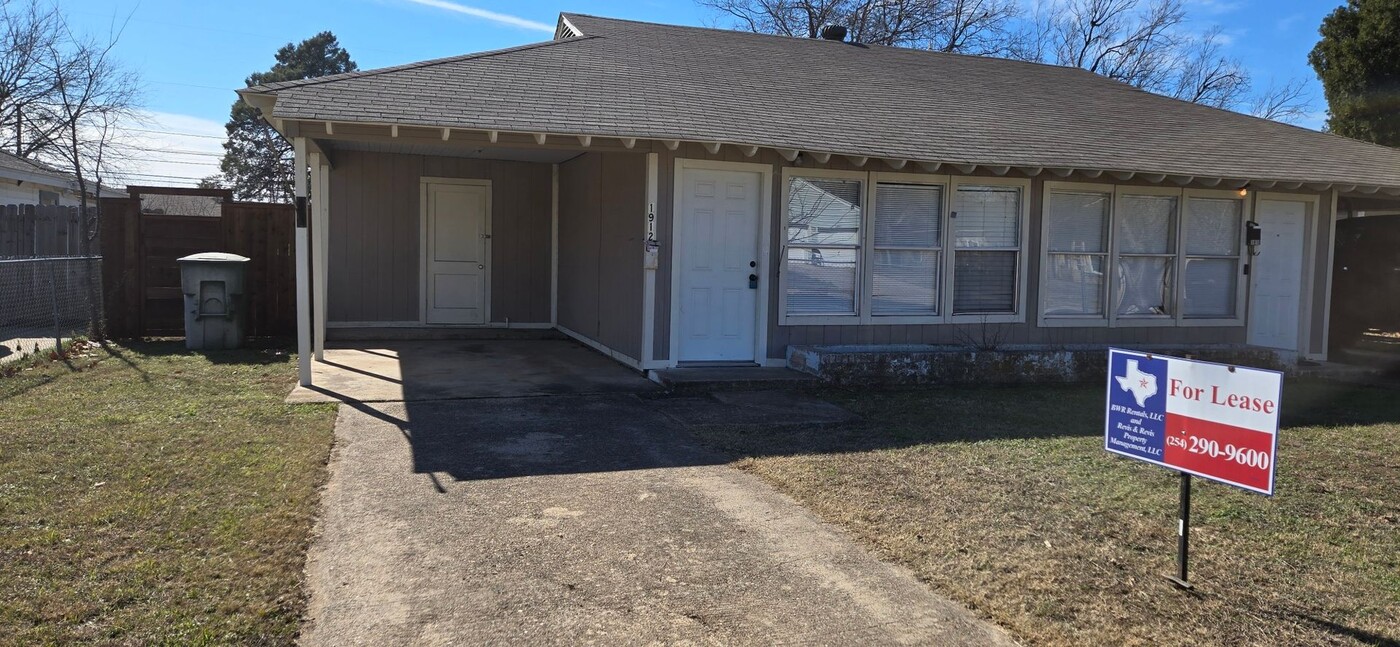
[557,151,647,361]
[651,143,1333,362]
[326,149,552,324]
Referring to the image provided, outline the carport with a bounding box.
[286,338,658,404]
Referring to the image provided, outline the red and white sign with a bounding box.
[1106,349,1283,495]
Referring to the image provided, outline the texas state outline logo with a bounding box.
[1105,351,1170,463]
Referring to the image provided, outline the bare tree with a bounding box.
[38,12,140,338]
[1249,78,1311,123]
[702,0,1313,123]
[700,0,1021,54]
[0,0,66,158]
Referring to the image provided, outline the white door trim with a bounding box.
[419,177,492,326]
[669,158,774,367]
[1249,192,1320,354]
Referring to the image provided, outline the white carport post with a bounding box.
[293,137,312,387]
[310,153,329,361]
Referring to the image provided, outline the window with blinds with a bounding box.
[1115,194,1177,317]
[872,183,942,315]
[1045,191,1109,316]
[784,177,862,315]
[1183,197,1242,318]
[952,186,1020,314]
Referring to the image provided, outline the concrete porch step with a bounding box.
[650,366,818,393]
[327,327,566,342]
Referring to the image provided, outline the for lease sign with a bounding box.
[1105,349,1283,495]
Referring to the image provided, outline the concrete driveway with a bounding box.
[301,392,1015,646]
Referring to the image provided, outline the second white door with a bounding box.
[678,168,763,362]
[424,181,489,325]
[1248,199,1306,351]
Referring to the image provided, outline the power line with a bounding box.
[120,158,222,167]
[122,127,226,140]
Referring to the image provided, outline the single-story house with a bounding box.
[237,13,1400,386]
[0,150,98,206]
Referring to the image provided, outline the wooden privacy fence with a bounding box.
[0,205,90,258]
[1331,214,1400,347]
[101,193,296,338]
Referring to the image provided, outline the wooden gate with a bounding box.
[101,189,296,338]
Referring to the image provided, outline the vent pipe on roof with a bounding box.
[819,24,848,41]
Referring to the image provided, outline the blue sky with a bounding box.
[58,0,1344,186]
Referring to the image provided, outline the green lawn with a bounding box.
[0,341,337,645]
[691,381,1400,647]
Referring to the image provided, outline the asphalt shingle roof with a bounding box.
[0,150,74,183]
[249,13,1400,190]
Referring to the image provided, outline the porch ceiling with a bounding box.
[320,137,579,164]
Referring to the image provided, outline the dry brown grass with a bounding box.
[0,341,337,645]
[691,381,1399,646]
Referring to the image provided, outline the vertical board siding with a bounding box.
[326,150,552,324]
[557,151,646,361]
[651,144,1302,362]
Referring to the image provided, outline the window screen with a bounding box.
[1045,191,1110,316]
[872,183,941,315]
[953,186,1020,314]
[784,177,862,315]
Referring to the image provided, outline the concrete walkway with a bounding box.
[301,393,1015,646]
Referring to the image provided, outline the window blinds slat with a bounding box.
[1044,254,1106,315]
[1183,258,1237,318]
[1118,195,1177,254]
[1047,192,1109,252]
[873,250,939,315]
[786,177,863,247]
[1186,198,1241,255]
[874,184,941,248]
[785,248,858,314]
[954,186,1019,248]
[953,250,1016,313]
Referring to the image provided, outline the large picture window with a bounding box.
[779,170,1027,324]
[1040,184,1246,327]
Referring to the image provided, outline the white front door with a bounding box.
[1248,199,1306,351]
[424,181,490,325]
[678,168,763,362]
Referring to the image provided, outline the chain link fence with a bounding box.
[0,205,103,365]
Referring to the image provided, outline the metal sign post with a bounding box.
[1167,472,1192,589]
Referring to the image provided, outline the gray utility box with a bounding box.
[177,252,251,350]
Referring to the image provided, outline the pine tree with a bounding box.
[212,32,356,201]
[1309,0,1400,146]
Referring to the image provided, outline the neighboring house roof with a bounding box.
[0,150,78,188]
[244,13,1400,191]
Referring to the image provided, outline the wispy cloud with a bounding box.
[1185,0,1242,15]
[401,0,554,33]
[1276,13,1304,32]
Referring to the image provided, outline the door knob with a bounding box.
[749,274,758,289]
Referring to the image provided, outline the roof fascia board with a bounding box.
[282,116,1385,193]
